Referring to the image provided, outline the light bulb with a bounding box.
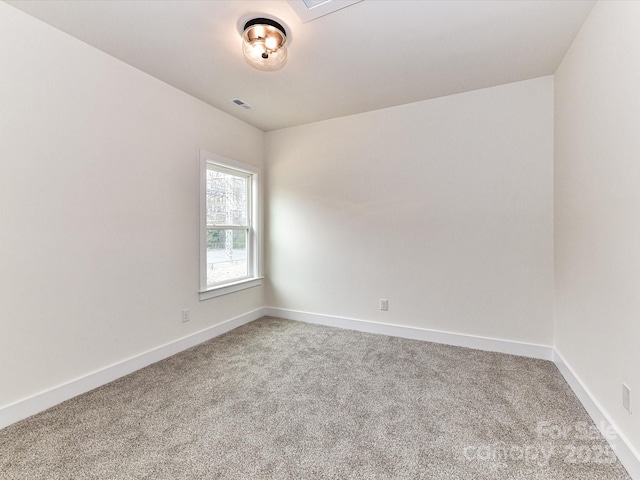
[253,25,266,38]
[265,35,278,51]
[251,41,266,58]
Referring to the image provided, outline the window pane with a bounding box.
[206,168,248,226]
[206,228,248,286]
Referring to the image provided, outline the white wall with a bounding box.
[555,0,640,455]
[266,77,554,345]
[0,3,264,407]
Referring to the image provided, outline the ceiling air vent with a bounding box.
[230,98,255,110]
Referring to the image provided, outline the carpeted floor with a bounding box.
[0,317,630,479]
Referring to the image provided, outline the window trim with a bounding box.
[199,151,262,300]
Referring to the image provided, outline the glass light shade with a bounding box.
[242,19,287,71]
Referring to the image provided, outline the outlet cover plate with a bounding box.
[623,383,632,413]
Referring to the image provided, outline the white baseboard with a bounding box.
[264,307,554,360]
[0,307,266,430]
[554,350,640,479]
[2,307,551,431]
[3,306,638,478]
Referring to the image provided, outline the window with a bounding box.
[199,151,262,300]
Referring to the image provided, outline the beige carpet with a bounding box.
[0,317,630,479]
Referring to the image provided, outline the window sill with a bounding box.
[199,277,263,301]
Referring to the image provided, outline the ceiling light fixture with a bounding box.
[242,18,288,71]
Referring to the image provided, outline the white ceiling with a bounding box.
[6,0,595,131]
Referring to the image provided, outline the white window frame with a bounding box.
[199,151,262,300]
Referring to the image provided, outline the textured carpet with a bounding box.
[0,317,630,479]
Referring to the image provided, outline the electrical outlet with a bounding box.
[623,384,632,413]
[380,299,389,311]
[182,308,190,323]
